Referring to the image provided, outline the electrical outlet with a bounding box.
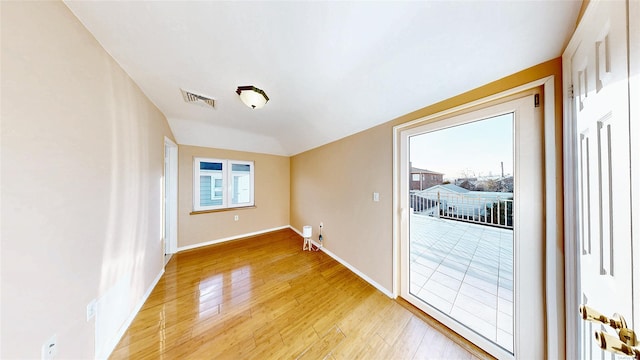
[373,192,380,202]
[234,215,239,221]
[42,334,57,360]
[86,299,97,321]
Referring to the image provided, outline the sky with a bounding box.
[409,112,513,180]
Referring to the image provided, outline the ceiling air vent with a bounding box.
[180,89,215,109]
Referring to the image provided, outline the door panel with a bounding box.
[407,113,515,353]
[568,1,633,358]
[399,95,544,360]
[163,138,178,262]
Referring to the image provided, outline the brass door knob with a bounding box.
[595,331,640,360]
[580,305,627,330]
[580,304,639,359]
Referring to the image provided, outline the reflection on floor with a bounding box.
[111,229,490,359]
[410,213,514,353]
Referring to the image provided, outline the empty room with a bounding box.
[2,1,639,359]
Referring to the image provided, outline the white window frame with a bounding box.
[211,177,223,201]
[193,157,254,211]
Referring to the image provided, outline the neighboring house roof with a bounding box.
[410,167,444,175]
[416,184,513,202]
[419,184,469,194]
[437,184,469,193]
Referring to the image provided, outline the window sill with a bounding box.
[190,206,256,215]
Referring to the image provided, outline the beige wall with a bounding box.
[1,1,175,358]
[291,58,564,293]
[178,145,290,248]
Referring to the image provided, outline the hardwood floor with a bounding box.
[110,229,493,359]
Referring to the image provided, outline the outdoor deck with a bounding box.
[409,213,514,353]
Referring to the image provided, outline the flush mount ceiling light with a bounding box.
[236,86,269,109]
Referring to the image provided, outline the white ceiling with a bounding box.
[64,1,581,156]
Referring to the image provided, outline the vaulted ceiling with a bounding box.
[64,1,581,156]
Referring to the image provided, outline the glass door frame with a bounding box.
[392,77,561,360]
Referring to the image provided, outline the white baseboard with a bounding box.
[176,225,290,252]
[289,226,395,299]
[98,268,164,360]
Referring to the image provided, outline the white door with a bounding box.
[163,138,178,261]
[164,143,170,255]
[564,0,636,358]
[398,94,545,360]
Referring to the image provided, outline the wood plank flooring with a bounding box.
[110,229,493,359]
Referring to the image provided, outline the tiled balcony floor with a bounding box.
[409,213,514,353]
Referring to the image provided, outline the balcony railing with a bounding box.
[410,191,513,229]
